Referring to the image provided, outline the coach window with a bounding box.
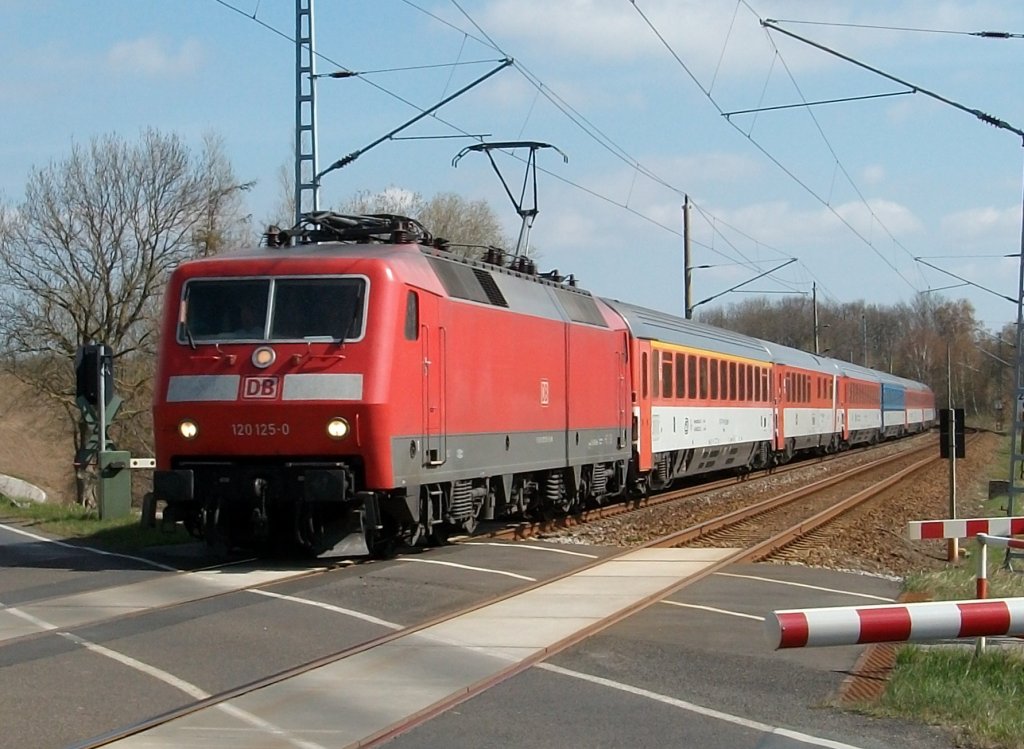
[728,361,737,401]
[675,354,686,398]
[404,291,419,340]
[738,364,746,401]
[688,356,697,399]
[710,359,719,400]
[662,353,673,398]
[699,357,708,399]
[652,351,661,398]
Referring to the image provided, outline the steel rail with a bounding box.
[481,433,934,542]
[79,432,950,748]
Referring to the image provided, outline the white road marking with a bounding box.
[715,572,895,602]
[661,600,765,621]
[61,630,211,700]
[395,557,537,581]
[32,612,326,749]
[4,525,878,746]
[1,601,57,632]
[0,522,179,571]
[461,541,599,558]
[251,590,402,629]
[538,663,868,749]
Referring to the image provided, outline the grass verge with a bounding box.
[869,646,1024,749]
[863,429,1024,749]
[0,494,193,551]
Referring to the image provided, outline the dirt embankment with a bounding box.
[0,374,74,502]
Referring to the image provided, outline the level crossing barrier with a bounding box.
[765,597,1024,649]
[907,516,1024,540]
[764,517,1024,650]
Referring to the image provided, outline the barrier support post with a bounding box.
[976,538,988,655]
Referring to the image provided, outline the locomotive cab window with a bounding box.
[180,276,367,343]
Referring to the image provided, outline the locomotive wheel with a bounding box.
[365,516,399,559]
[428,526,452,546]
[202,501,232,557]
[367,532,396,559]
[296,505,331,556]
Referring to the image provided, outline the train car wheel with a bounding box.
[202,501,232,557]
[427,526,451,546]
[366,527,397,559]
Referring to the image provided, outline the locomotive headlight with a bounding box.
[179,419,199,440]
[326,417,350,440]
[252,346,276,368]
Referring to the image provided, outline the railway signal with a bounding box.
[938,408,965,459]
[74,343,132,520]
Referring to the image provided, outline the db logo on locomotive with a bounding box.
[242,376,280,399]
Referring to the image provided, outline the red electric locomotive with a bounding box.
[152,212,935,557]
[152,214,631,555]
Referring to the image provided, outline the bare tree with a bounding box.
[0,129,252,504]
[701,291,1010,424]
[340,188,513,260]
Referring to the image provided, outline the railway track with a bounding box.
[79,434,956,748]
[651,433,979,565]
[479,433,935,544]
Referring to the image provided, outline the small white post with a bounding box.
[976,538,988,655]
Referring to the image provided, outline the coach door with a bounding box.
[635,341,653,472]
[420,295,447,467]
[618,332,629,448]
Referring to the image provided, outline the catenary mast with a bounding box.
[294,0,319,226]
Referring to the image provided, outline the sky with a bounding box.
[3,1,1024,333]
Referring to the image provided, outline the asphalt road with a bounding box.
[0,522,957,749]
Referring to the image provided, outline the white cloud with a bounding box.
[106,37,203,77]
[939,205,1019,244]
[472,0,918,80]
[832,198,923,238]
[681,197,921,252]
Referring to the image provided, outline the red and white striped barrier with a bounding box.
[907,516,1024,540]
[765,598,1024,649]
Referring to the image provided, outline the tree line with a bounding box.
[698,294,1012,426]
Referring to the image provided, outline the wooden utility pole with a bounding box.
[947,345,959,562]
[683,196,693,319]
[812,282,819,355]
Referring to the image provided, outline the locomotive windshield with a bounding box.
[180,276,367,343]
